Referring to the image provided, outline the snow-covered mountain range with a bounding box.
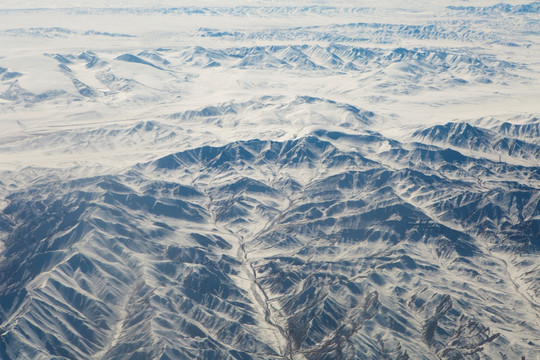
[0,1,539,359]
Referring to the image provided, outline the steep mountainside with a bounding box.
[0,1,539,359]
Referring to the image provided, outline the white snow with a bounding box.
[0,0,539,359]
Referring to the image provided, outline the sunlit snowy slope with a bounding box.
[0,1,539,359]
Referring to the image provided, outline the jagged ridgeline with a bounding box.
[1,133,538,359]
[1,1,540,359]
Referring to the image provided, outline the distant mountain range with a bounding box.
[0,1,539,359]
